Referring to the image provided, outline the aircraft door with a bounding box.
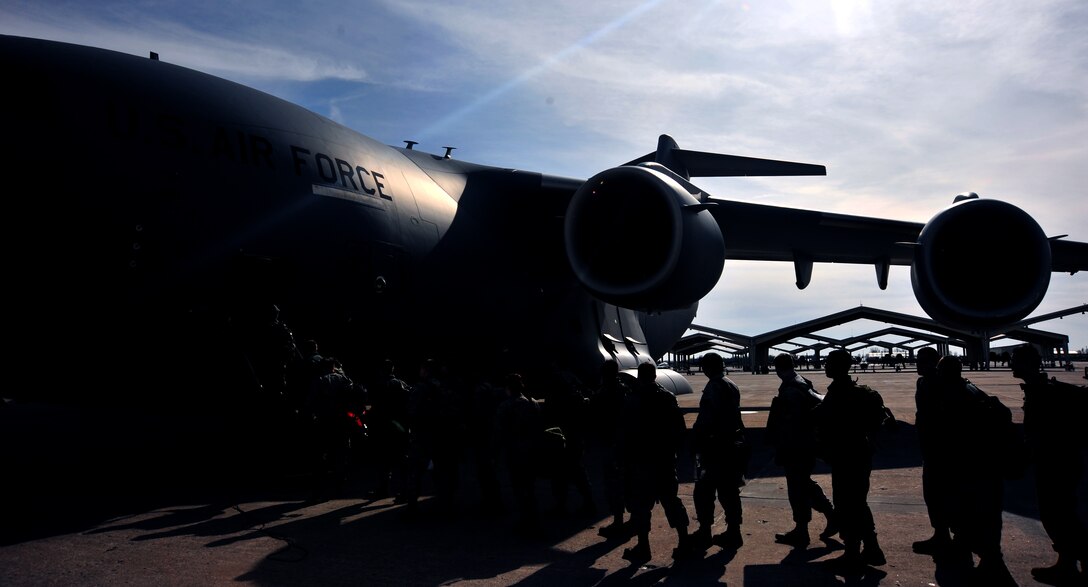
[384,164,458,260]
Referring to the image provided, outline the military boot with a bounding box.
[691,525,712,550]
[713,525,743,550]
[819,511,840,539]
[862,534,886,566]
[912,529,952,555]
[775,525,810,547]
[832,541,864,570]
[1030,555,1080,586]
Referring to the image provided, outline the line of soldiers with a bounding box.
[772,345,1086,585]
[585,349,886,566]
[258,327,1085,584]
[1012,346,1088,586]
[362,358,601,525]
[725,345,1087,586]
[913,345,1088,586]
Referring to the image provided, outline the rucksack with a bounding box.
[971,385,1028,479]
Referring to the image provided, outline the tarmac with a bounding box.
[2,364,1086,586]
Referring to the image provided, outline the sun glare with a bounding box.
[829,0,874,37]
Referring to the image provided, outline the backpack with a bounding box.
[970,384,1028,479]
[856,383,894,433]
[766,377,822,463]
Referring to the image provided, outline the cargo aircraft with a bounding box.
[3,35,1086,402]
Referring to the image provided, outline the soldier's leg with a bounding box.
[831,467,865,555]
[807,477,834,515]
[401,438,429,512]
[921,461,952,534]
[971,480,1015,586]
[1035,455,1086,562]
[717,468,742,528]
[602,450,625,524]
[658,470,690,531]
[572,454,595,514]
[622,475,655,562]
[784,464,812,526]
[625,468,654,538]
[693,473,715,528]
[655,467,696,560]
[776,463,814,546]
[509,460,538,530]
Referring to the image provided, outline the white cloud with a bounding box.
[0,4,367,82]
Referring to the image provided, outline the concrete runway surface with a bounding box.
[2,364,1086,586]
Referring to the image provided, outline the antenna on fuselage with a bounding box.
[404,140,418,150]
[443,146,456,159]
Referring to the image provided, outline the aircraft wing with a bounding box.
[708,199,922,267]
[706,197,1088,275]
[1050,238,1088,274]
[565,135,1086,330]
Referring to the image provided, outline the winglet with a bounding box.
[625,134,826,179]
[654,135,687,178]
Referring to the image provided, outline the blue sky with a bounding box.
[3,0,1086,354]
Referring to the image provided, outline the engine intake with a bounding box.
[564,164,725,311]
[911,197,1051,330]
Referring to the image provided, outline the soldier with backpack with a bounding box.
[813,349,890,569]
[932,355,1019,586]
[366,359,411,500]
[912,347,955,557]
[495,373,545,536]
[1012,345,1088,585]
[619,362,693,563]
[692,352,748,551]
[591,359,633,538]
[305,356,359,497]
[767,353,837,547]
[539,368,595,517]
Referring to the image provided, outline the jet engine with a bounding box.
[564,164,725,311]
[911,195,1051,330]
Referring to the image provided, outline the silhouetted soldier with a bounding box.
[403,359,460,516]
[934,355,1018,586]
[366,359,411,499]
[620,362,693,563]
[495,373,544,536]
[1012,345,1088,585]
[691,352,747,551]
[305,356,358,497]
[245,304,300,403]
[767,353,836,547]
[912,346,955,556]
[540,368,595,517]
[431,362,467,514]
[468,372,506,518]
[590,359,632,538]
[286,338,324,414]
[813,349,889,569]
[297,339,324,375]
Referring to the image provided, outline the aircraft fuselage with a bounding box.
[3,35,618,397]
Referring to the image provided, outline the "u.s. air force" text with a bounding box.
[107,104,393,201]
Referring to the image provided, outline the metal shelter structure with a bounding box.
[666,304,1086,373]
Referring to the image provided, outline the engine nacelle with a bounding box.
[564,164,725,311]
[911,196,1051,330]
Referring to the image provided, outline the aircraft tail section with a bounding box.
[625,134,826,180]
